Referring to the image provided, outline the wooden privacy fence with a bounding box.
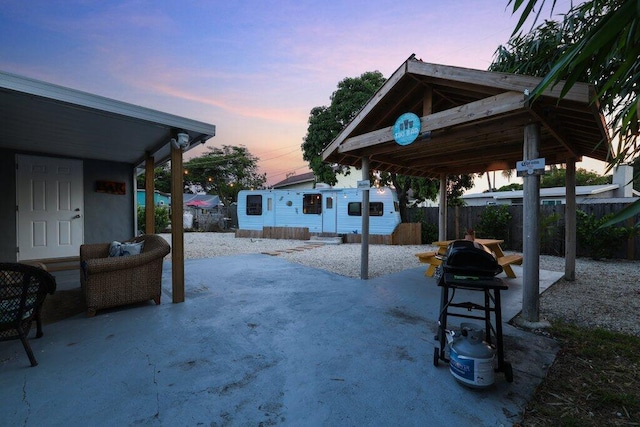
[408,203,640,260]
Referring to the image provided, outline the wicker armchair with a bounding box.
[0,263,57,367]
[80,234,170,317]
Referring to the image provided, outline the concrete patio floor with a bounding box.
[1,255,562,426]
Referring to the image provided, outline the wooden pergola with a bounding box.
[321,56,611,323]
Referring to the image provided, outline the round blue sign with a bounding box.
[393,112,421,145]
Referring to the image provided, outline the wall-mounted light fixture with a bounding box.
[171,132,190,150]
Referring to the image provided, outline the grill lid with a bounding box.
[441,240,503,277]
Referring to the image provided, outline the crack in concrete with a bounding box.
[22,374,30,426]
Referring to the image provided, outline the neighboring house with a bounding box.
[463,184,625,206]
[272,167,362,190]
[463,165,637,206]
[136,189,171,208]
[272,171,315,189]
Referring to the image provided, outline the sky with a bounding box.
[0,0,605,192]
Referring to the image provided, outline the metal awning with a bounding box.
[0,70,215,166]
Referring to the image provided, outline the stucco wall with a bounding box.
[83,159,135,244]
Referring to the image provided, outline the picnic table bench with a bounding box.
[416,239,523,278]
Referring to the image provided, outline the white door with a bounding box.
[322,193,337,233]
[16,155,84,260]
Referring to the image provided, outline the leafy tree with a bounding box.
[541,167,612,188]
[501,0,640,225]
[301,71,475,220]
[136,165,172,193]
[496,182,524,192]
[302,71,386,185]
[482,169,515,192]
[184,145,266,206]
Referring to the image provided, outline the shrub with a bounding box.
[540,212,563,256]
[137,206,170,233]
[475,205,512,242]
[411,208,438,244]
[576,210,631,259]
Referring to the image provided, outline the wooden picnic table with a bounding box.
[416,238,523,278]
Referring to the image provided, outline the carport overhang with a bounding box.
[321,56,612,323]
[0,70,217,303]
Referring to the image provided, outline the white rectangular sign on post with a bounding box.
[357,180,371,189]
[516,158,546,177]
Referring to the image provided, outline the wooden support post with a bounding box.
[360,157,370,280]
[438,174,447,241]
[145,153,155,235]
[423,86,433,116]
[170,140,185,303]
[522,123,541,323]
[564,158,576,280]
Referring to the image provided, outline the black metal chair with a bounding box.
[0,263,57,367]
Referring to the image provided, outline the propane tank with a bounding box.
[449,323,495,388]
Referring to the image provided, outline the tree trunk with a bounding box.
[391,173,410,222]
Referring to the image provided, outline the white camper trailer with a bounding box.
[236,187,401,235]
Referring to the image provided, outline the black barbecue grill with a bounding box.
[433,239,513,383]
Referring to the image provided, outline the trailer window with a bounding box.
[326,197,333,209]
[303,194,322,214]
[246,195,262,215]
[347,202,384,216]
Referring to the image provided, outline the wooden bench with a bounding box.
[23,256,80,272]
[415,251,442,277]
[417,251,523,279]
[497,254,523,278]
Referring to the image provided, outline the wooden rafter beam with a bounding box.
[527,103,579,158]
[338,91,526,154]
[407,60,592,104]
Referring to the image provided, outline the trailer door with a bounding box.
[263,195,275,226]
[322,193,337,233]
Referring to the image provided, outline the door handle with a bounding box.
[73,214,81,219]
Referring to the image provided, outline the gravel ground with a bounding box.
[162,232,640,337]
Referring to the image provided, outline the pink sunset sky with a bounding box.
[1,0,601,190]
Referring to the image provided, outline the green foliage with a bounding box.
[541,167,611,188]
[301,71,386,185]
[411,208,438,244]
[540,212,562,256]
[445,174,475,207]
[576,210,632,259]
[495,182,523,192]
[502,0,640,230]
[503,0,639,166]
[137,166,172,193]
[379,172,473,221]
[475,205,513,242]
[184,145,266,206]
[137,205,170,233]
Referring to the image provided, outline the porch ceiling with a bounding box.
[322,56,611,178]
[0,71,215,168]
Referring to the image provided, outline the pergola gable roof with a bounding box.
[322,56,611,178]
